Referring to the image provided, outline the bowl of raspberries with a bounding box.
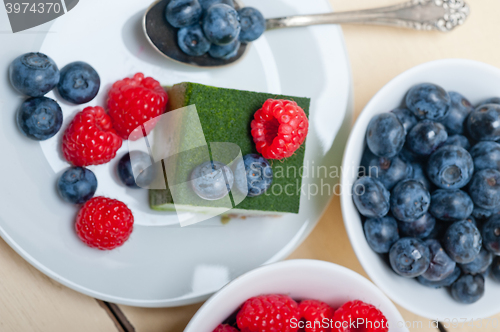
[341,59,500,320]
[184,259,406,332]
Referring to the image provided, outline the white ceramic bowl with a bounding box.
[341,59,500,321]
[184,260,407,332]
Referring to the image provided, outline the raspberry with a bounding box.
[107,73,168,140]
[75,197,134,250]
[213,324,240,332]
[236,294,300,332]
[251,99,308,160]
[299,300,333,332]
[332,300,388,332]
[62,106,122,167]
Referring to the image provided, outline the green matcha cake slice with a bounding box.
[149,82,310,215]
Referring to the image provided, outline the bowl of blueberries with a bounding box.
[341,59,500,320]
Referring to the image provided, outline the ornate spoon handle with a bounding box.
[266,0,470,32]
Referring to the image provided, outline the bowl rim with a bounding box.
[340,58,500,320]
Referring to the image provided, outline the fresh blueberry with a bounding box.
[364,216,399,254]
[398,212,435,239]
[57,61,100,104]
[467,104,500,141]
[429,189,473,222]
[166,0,203,28]
[477,97,500,108]
[202,4,241,45]
[443,220,482,263]
[191,161,234,200]
[391,107,418,134]
[57,167,97,204]
[359,148,376,177]
[178,24,212,56]
[209,39,240,59]
[417,266,461,288]
[490,256,500,282]
[460,248,493,275]
[444,135,471,151]
[468,169,500,209]
[421,239,456,281]
[465,215,478,227]
[17,97,63,141]
[9,52,59,97]
[366,113,405,158]
[407,120,448,156]
[482,215,500,255]
[199,0,234,11]
[352,176,390,218]
[238,7,265,43]
[368,156,413,190]
[389,238,430,277]
[440,91,473,135]
[410,162,433,192]
[390,179,430,222]
[426,145,474,189]
[472,206,497,221]
[451,274,485,304]
[241,154,272,197]
[406,83,451,121]
[118,151,157,189]
[470,141,500,172]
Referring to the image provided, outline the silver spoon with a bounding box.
[143,0,470,68]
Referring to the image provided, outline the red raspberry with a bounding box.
[332,300,388,332]
[107,73,168,140]
[75,197,134,250]
[299,300,333,332]
[62,106,122,167]
[251,99,308,160]
[237,294,301,332]
[213,324,240,332]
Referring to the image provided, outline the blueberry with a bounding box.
[467,104,500,141]
[398,212,435,239]
[399,147,420,164]
[451,274,485,304]
[352,177,390,218]
[460,248,493,275]
[241,154,272,197]
[465,215,478,227]
[391,107,418,134]
[406,83,451,121]
[427,145,474,189]
[17,97,63,141]
[421,239,456,281]
[237,7,265,43]
[359,148,376,177]
[407,120,448,156]
[444,135,471,151]
[389,238,430,277]
[443,220,482,263]
[57,61,100,104]
[468,169,500,209]
[477,97,500,108]
[202,4,241,45]
[366,113,405,158]
[482,215,500,255]
[57,167,97,204]
[199,0,234,11]
[429,189,473,222]
[490,256,500,282]
[440,91,473,135]
[410,162,433,192]
[178,24,212,56]
[390,179,430,222]
[9,52,59,97]
[209,39,240,59]
[417,266,461,288]
[368,156,413,190]
[423,220,447,241]
[118,151,156,189]
[470,141,500,172]
[166,0,203,28]
[472,206,496,221]
[191,161,234,200]
[364,216,399,254]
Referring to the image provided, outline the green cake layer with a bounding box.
[149,82,310,214]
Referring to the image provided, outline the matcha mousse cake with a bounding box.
[149,82,310,216]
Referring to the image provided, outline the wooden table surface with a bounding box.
[2,0,500,331]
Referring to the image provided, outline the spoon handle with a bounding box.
[265,0,469,32]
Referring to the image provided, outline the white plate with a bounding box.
[0,0,351,306]
[341,59,500,320]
